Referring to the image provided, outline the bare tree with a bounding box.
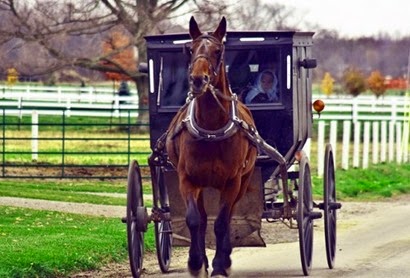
[227,0,294,30]
[0,0,194,130]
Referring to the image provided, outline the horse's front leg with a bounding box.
[183,184,208,276]
[211,202,232,277]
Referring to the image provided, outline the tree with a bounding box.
[0,0,193,131]
[341,67,367,97]
[0,0,295,130]
[102,29,136,83]
[367,70,386,98]
[320,72,335,96]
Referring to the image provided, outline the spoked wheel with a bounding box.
[297,153,317,276]
[323,144,341,269]
[154,167,172,273]
[126,160,147,278]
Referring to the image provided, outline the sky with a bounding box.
[270,0,410,38]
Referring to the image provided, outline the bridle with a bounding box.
[187,34,234,112]
[188,34,225,85]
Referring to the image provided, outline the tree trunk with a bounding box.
[135,75,150,133]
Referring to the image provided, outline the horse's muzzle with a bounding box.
[190,75,210,95]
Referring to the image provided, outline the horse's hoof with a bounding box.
[189,262,208,277]
[210,269,228,277]
[210,274,227,278]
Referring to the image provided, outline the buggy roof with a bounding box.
[144,31,314,47]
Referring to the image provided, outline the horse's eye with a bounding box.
[215,49,221,56]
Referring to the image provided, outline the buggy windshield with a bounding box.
[158,47,283,108]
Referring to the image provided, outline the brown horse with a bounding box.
[166,17,257,277]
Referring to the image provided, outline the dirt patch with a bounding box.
[3,164,151,179]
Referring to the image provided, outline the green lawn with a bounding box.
[0,206,156,278]
[0,207,128,278]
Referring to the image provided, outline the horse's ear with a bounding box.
[213,16,227,42]
[189,16,202,40]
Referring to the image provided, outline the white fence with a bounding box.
[307,95,410,176]
[1,85,409,174]
[0,84,139,117]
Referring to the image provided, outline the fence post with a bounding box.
[88,87,93,104]
[317,121,325,177]
[353,121,361,168]
[58,87,62,103]
[329,120,337,167]
[362,121,370,169]
[388,121,395,162]
[403,121,409,163]
[303,138,311,159]
[352,98,358,123]
[380,121,387,162]
[342,120,351,170]
[32,110,38,161]
[66,98,71,118]
[396,122,402,164]
[372,121,379,164]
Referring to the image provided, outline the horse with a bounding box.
[165,17,258,277]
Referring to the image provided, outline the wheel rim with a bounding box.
[298,156,314,276]
[324,145,337,269]
[127,160,144,278]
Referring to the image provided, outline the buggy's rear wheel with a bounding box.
[324,144,341,269]
[297,153,314,276]
[154,167,172,273]
[126,160,147,278]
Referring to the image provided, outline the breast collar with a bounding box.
[182,98,240,141]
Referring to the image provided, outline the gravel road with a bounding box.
[1,195,409,278]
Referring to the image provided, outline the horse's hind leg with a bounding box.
[184,188,208,276]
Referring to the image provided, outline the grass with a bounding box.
[0,179,153,207]
[0,206,155,278]
[312,162,410,200]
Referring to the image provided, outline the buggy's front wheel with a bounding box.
[126,160,147,278]
[297,153,316,276]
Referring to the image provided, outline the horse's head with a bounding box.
[188,16,226,96]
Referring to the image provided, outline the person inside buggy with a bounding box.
[244,69,278,104]
[227,49,280,105]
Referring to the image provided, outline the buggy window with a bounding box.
[160,52,190,107]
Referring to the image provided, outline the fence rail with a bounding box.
[1,84,139,118]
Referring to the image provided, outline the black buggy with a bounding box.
[122,30,342,277]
